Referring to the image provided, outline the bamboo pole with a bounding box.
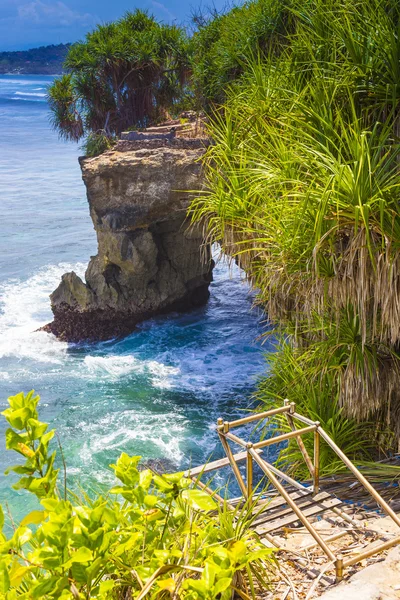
[249,448,336,562]
[283,399,315,478]
[253,425,317,450]
[218,431,248,498]
[314,428,320,496]
[317,427,400,529]
[303,529,350,551]
[343,535,400,568]
[246,443,253,499]
[184,448,264,477]
[226,405,292,429]
[261,459,308,491]
[224,431,248,448]
[335,554,344,581]
[292,412,316,427]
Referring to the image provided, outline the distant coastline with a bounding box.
[0,43,70,75]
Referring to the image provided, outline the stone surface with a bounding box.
[318,546,400,600]
[43,143,214,341]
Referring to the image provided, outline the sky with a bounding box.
[0,0,230,51]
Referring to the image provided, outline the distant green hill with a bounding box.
[0,44,70,75]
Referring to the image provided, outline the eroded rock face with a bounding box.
[43,142,214,342]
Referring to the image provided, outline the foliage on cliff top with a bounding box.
[190,0,288,109]
[190,0,400,445]
[0,391,275,599]
[48,11,190,141]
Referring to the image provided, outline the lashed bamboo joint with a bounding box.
[186,400,400,582]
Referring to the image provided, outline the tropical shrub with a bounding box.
[190,0,400,450]
[82,132,116,158]
[48,11,190,141]
[0,392,275,598]
[190,0,288,109]
[255,340,378,478]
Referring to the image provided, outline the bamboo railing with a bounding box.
[187,399,400,581]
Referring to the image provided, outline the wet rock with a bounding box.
[43,143,214,342]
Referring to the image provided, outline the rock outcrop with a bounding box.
[43,139,214,342]
[318,544,400,600]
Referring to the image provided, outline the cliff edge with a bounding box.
[43,138,214,342]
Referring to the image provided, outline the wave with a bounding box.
[83,355,180,389]
[73,407,186,471]
[14,91,46,98]
[0,263,85,363]
[0,97,46,106]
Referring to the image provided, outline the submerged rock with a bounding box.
[43,141,214,342]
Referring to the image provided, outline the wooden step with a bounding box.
[252,492,332,526]
[253,488,313,513]
[255,496,342,534]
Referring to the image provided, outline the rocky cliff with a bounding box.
[43,139,214,342]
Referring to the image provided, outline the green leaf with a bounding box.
[4,465,35,476]
[99,580,115,593]
[163,472,185,484]
[0,561,10,594]
[203,562,217,588]
[69,547,93,564]
[20,510,46,527]
[181,489,217,512]
[229,540,247,564]
[139,469,153,491]
[152,475,174,492]
[32,576,59,598]
[2,407,34,430]
[109,453,141,486]
[26,418,48,440]
[214,577,232,595]
[9,564,31,587]
[5,429,29,452]
[185,579,207,595]
[0,506,4,532]
[13,527,32,547]
[6,391,39,412]
[144,494,159,507]
[41,498,60,512]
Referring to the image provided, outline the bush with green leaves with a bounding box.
[48,10,190,142]
[190,0,287,109]
[82,132,116,158]
[0,392,275,599]
[190,0,400,455]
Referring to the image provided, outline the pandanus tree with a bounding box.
[190,0,400,453]
[48,10,190,141]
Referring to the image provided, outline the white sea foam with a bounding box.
[0,263,85,363]
[77,409,185,466]
[14,91,46,98]
[83,355,180,389]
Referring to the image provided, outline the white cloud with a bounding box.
[149,1,176,21]
[17,1,95,28]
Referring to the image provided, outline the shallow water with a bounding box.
[0,75,273,520]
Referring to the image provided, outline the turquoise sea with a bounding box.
[0,75,273,520]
